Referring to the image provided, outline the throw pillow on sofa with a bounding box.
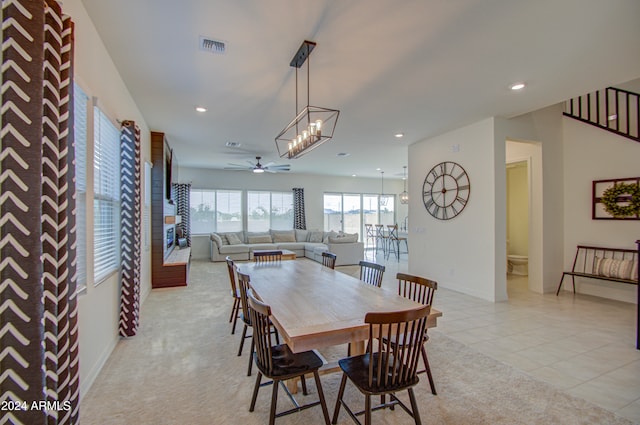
[272,230,296,243]
[247,234,273,244]
[226,232,243,245]
[323,231,338,244]
[308,231,324,243]
[295,229,309,242]
[328,233,359,244]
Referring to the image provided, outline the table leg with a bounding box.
[287,377,299,394]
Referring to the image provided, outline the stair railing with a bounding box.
[564,87,639,142]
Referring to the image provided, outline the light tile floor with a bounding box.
[363,247,640,423]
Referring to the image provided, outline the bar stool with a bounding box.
[374,224,386,255]
[385,224,402,261]
[364,224,376,251]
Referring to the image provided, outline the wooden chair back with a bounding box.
[225,256,238,298]
[236,270,252,324]
[396,273,437,307]
[322,252,337,269]
[247,291,274,374]
[253,250,283,263]
[359,260,385,287]
[365,305,430,389]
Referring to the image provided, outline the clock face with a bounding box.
[422,161,470,220]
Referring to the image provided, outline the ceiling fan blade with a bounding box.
[268,165,290,170]
[264,169,277,173]
[226,162,251,168]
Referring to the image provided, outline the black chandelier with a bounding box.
[275,40,340,159]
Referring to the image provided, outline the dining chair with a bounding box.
[321,251,337,269]
[254,250,283,263]
[332,305,431,425]
[247,291,331,425]
[359,260,385,288]
[225,256,241,334]
[236,270,279,376]
[394,272,438,395]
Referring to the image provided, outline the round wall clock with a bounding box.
[422,161,471,220]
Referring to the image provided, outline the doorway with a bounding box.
[505,140,543,294]
[506,160,529,293]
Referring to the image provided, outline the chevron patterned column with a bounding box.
[173,183,191,247]
[119,121,142,337]
[1,1,78,424]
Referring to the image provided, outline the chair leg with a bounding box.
[301,373,308,395]
[269,378,279,425]
[249,372,263,412]
[332,373,348,424]
[228,298,237,323]
[238,324,248,356]
[313,371,331,425]
[364,394,371,425]
[407,388,422,425]
[247,338,255,376]
[231,299,240,334]
[421,346,437,395]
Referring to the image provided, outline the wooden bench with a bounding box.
[556,245,638,295]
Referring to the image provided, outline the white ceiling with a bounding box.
[80,0,640,179]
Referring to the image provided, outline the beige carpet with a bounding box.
[80,259,633,424]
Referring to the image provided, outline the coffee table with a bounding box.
[252,249,296,260]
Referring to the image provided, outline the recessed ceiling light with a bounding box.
[394,133,404,138]
[510,83,526,91]
[376,168,381,171]
[352,174,356,177]
[195,106,207,112]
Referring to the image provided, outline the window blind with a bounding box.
[73,83,88,288]
[93,106,121,282]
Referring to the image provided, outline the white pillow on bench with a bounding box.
[593,256,637,281]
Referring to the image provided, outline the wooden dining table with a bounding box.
[238,259,442,355]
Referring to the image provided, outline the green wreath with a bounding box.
[601,182,640,217]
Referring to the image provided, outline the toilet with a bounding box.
[506,240,528,275]
[507,255,528,275]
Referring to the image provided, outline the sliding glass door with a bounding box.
[324,193,395,239]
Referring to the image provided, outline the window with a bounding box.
[73,83,88,289]
[189,189,242,234]
[217,191,243,232]
[93,107,121,283]
[247,191,293,232]
[324,193,395,236]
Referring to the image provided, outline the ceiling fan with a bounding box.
[224,156,290,174]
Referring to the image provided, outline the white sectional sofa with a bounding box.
[209,229,364,266]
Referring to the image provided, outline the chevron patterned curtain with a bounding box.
[173,183,191,247]
[1,1,80,424]
[293,188,306,229]
[119,121,142,337]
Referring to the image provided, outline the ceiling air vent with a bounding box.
[199,36,226,54]
[225,141,241,148]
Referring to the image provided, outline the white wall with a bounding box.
[408,118,501,301]
[178,167,406,259]
[563,117,639,303]
[496,105,565,294]
[64,0,152,396]
[408,105,565,302]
